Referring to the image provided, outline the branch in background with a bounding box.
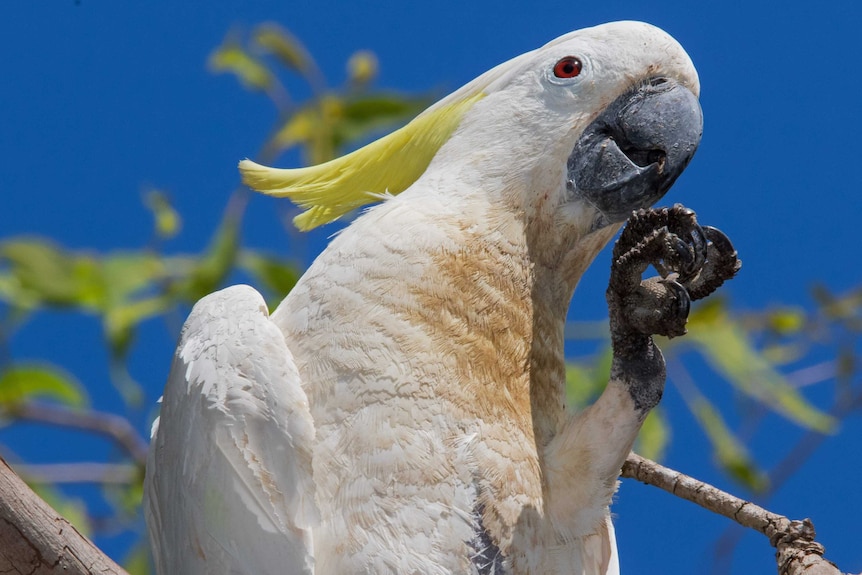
[622,452,844,575]
[13,402,149,465]
[16,463,138,485]
[0,457,129,575]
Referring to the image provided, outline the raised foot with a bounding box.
[607,204,742,347]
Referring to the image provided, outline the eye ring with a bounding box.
[553,56,583,79]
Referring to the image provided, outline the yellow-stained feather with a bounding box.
[239,92,485,230]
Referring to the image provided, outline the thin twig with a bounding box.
[786,360,837,389]
[623,453,789,537]
[14,463,138,485]
[622,453,843,575]
[11,402,149,465]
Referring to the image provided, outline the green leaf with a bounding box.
[112,464,145,514]
[337,94,430,146]
[0,239,169,320]
[760,342,805,366]
[341,94,427,124]
[30,483,91,537]
[565,347,611,409]
[0,273,27,307]
[100,253,167,309]
[0,365,88,409]
[811,284,862,321]
[95,253,169,359]
[565,364,595,409]
[346,50,378,86]
[208,37,273,92]
[688,310,836,433]
[0,239,101,309]
[144,190,181,240]
[238,251,300,305]
[104,296,170,357]
[766,306,806,335]
[690,395,768,492]
[108,360,144,408]
[636,407,669,461]
[270,104,319,152]
[253,23,310,73]
[172,216,240,303]
[123,540,153,575]
[292,95,343,164]
[269,93,431,165]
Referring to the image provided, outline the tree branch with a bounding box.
[622,452,844,575]
[13,402,149,465]
[15,463,138,485]
[0,457,129,575]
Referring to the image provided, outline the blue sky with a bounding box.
[2,1,861,573]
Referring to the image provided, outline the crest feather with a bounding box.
[239,92,484,230]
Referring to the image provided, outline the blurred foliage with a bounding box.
[207,22,429,166]
[567,291,861,493]
[0,365,87,409]
[1,21,861,572]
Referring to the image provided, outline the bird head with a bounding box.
[240,21,702,238]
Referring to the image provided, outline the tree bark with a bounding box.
[0,457,129,575]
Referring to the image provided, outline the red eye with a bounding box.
[553,56,582,78]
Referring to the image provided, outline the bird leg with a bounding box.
[543,205,740,541]
[606,203,741,414]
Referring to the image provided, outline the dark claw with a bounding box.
[673,235,693,270]
[680,224,708,282]
[662,278,691,326]
[703,225,735,254]
[685,225,742,301]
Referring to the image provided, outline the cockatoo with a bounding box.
[144,21,733,575]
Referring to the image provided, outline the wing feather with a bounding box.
[144,285,317,575]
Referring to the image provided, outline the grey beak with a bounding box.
[567,77,703,229]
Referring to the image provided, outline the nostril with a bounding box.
[647,149,666,166]
[649,77,668,87]
[621,145,666,168]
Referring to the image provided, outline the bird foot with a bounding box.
[607,204,741,345]
[604,205,741,414]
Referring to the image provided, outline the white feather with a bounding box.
[144,285,317,574]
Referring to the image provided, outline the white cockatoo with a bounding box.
[145,21,706,575]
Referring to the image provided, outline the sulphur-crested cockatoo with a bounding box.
[145,21,706,574]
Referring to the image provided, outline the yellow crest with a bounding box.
[239,92,484,231]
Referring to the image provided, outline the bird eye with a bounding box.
[553,56,582,79]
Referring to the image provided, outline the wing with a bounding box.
[144,285,318,575]
[582,514,620,575]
